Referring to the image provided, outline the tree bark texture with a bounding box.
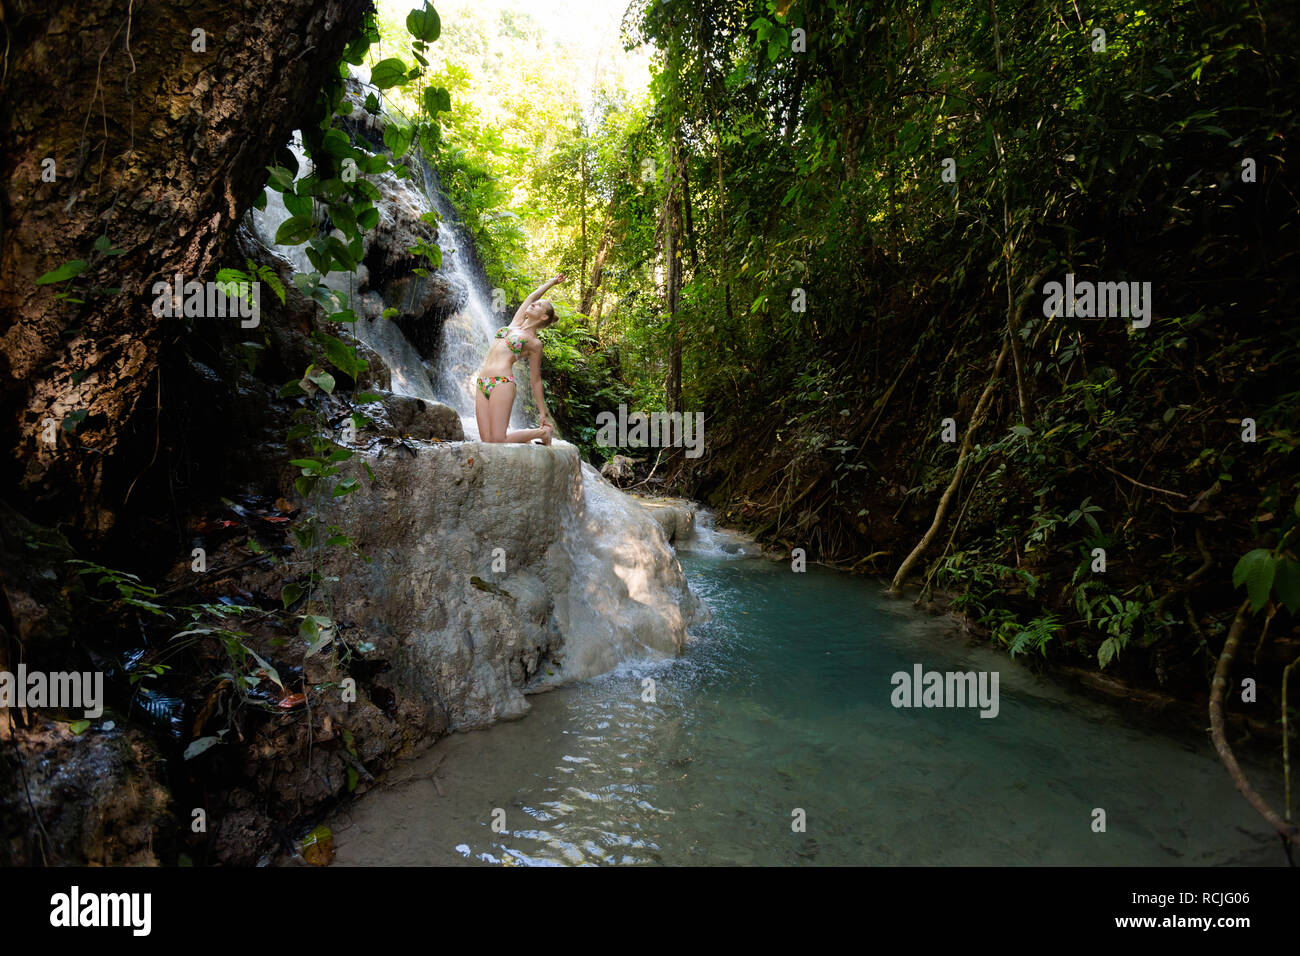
[0,0,371,534]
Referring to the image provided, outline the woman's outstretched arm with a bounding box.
[512,273,564,323]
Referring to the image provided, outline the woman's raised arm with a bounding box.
[512,273,565,323]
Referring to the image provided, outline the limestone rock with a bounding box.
[635,496,697,544]
[309,441,702,730]
[600,454,639,486]
[361,390,463,442]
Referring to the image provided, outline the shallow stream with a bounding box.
[329,519,1282,866]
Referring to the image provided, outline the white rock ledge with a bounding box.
[311,437,703,731]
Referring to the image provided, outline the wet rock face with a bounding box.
[310,440,700,730]
[358,167,467,361]
[373,392,464,442]
[635,497,698,544]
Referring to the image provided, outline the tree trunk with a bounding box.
[0,0,370,536]
[579,133,588,310]
[664,137,683,415]
[580,200,617,316]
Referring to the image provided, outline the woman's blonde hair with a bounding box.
[538,299,558,328]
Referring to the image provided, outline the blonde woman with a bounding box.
[474,273,564,444]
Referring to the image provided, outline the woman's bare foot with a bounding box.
[533,422,554,445]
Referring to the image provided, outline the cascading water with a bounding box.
[249,83,703,688]
[416,167,530,427]
[250,83,528,431]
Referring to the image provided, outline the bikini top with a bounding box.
[495,326,527,359]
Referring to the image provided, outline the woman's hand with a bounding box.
[552,273,566,285]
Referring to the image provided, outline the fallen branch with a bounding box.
[1098,462,1188,499]
[1208,599,1300,848]
[337,746,375,785]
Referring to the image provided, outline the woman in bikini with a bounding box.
[474,273,564,444]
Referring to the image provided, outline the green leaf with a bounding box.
[266,165,295,192]
[356,392,385,404]
[312,331,367,380]
[332,478,360,497]
[69,719,91,735]
[305,368,336,394]
[1232,548,1277,613]
[305,244,332,275]
[329,202,358,239]
[370,57,409,90]
[359,152,389,175]
[422,86,451,115]
[61,409,88,432]
[1010,424,1034,438]
[183,736,220,760]
[1273,559,1300,615]
[357,207,380,231]
[1097,636,1118,669]
[406,4,441,42]
[36,260,88,285]
[275,215,317,246]
[247,648,284,691]
[255,265,286,304]
[364,93,380,114]
[321,128,351,159]
[281,582,304,609]
[284,191,313,216]
[383,121,414,157]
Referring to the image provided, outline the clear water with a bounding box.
[329,544,1285,866]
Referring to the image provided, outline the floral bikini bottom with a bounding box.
[476,374,515,399]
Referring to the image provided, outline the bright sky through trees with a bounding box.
[376,0,652,122]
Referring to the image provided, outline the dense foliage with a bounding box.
[450,0,1299,698]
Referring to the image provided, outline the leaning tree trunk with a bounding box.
[0,0,370,535]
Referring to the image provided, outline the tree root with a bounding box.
[1208,599,1300,849]
[889,338,1009,594]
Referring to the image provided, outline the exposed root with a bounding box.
[1208,599,1300,849]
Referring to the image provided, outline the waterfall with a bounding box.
[248,89,704,688]
[250,92,528,432]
